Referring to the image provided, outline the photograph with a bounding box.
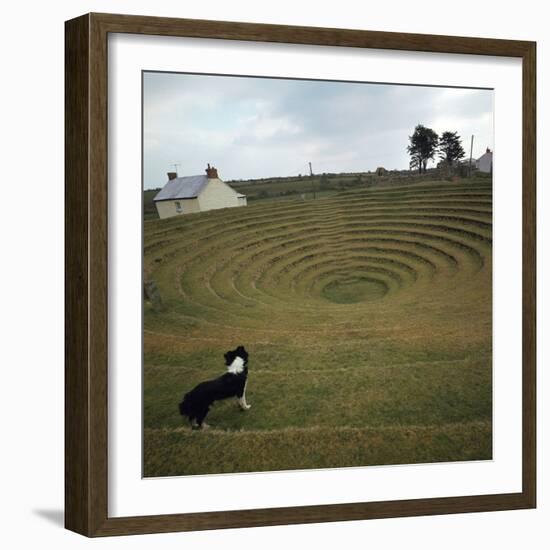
[142,71,494,477]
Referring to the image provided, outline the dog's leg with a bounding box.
[237,381,251,410]
[196,407,211,429]
[189,417,200,430]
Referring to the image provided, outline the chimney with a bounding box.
[486,147,491,154]
[167,172,178,181]
[205,163,219,179]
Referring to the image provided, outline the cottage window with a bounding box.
[175,201,183,213]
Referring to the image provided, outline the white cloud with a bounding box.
[143,72,493,188]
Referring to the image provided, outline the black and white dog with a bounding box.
[178,346,251,429]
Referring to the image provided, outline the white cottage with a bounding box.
[476,148,493,174]
[154,165,247,219]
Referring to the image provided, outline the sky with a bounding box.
[143,72,493,189]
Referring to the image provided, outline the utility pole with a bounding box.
[308,162,316,199]
[468,135,474,178]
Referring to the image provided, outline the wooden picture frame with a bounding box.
[65,12,536,537]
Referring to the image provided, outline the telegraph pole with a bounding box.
[468,135,474,177]
[308,162,316,199]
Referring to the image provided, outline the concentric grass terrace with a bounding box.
[143,178,493,476]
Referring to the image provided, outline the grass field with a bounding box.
[143,169,463,219]
[143,177,492,477]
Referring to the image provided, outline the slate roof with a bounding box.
[153,175,209,201]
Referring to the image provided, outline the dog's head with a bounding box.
[224,345,248,367]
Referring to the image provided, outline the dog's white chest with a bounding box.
[227,356,245,374]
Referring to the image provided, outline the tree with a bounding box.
[438,131,465,168]
[407,124,439,174]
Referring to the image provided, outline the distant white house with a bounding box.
[154,164,247,219]
[476,148,493,173]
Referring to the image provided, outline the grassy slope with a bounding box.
[143,170,472,218]
[143,188,161,220]
[143,178,493,476]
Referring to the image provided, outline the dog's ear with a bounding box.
[224,350,236,366]
[237,346,248,362]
